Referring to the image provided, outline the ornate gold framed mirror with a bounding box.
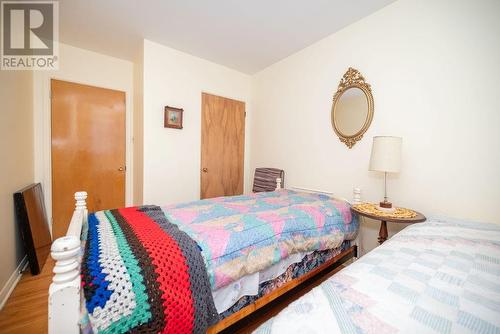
[331,68,374,148]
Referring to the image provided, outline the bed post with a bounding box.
[48,191,87,334]
[353,187,361,204]
[275,178,282,190]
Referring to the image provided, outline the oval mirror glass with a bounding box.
[334,87,369,136]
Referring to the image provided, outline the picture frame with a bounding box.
[14,183,52,275]
[164,106,184,129]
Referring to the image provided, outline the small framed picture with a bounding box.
[164,106,184,129]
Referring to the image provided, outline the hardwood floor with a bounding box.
[0,259,345,334]
[0,258,54,334]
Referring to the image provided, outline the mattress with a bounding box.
[214,240,352,314]
[213,251,307,313]
[221,241,352,320]
[254,218,500,334]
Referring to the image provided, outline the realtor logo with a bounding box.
[1,1,58,70]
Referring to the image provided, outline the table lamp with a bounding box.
[369,136,402,210]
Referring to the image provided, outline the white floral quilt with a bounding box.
[254,218,500,334]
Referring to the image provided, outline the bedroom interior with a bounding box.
[0,0,499,333]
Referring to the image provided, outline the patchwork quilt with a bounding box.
[81,190,358,333]
[162,190,358,289]
[255,218,500,334]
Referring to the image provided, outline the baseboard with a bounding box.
[0,255,28,310]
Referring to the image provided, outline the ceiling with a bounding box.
[60,0,395,74]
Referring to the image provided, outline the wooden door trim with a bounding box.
[36,76,132,236]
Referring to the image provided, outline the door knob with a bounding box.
[118,166,125,171]
[202,168,208,173]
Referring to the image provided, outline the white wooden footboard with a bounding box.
[49,191,87,334]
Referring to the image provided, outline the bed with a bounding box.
[254,217,500,334]
[48,186,360,333]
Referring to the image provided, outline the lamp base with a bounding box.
[379,201,392,208]
[378,201,396,213]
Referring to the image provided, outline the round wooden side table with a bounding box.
[351,205,426,244]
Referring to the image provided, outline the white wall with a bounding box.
[0,70,33,307]
[33,43,134,228]
[142,40,252,204]
[250,0,500,254]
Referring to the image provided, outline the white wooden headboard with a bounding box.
[290,185,361,204]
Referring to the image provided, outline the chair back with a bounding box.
[253,168,285,192]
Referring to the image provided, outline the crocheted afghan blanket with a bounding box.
[81,206,218,334]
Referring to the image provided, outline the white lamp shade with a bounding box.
[369,136,402,173]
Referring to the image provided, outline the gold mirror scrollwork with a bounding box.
[331,67,374,148]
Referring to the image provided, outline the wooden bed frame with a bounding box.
[48,181,358,333]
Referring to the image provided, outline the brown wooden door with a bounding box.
[51,79,126,238]
[201,93,245,199]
